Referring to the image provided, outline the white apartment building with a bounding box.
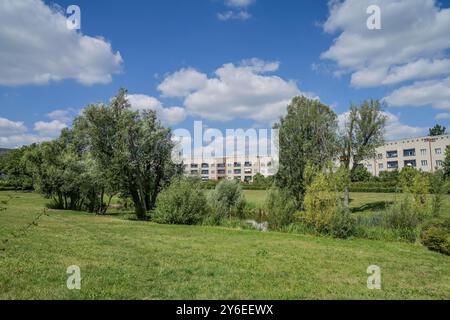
[361,134,450,176]
[183,156,276,182]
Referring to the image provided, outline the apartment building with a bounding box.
[361,134,450,176]
[183,156,276,182]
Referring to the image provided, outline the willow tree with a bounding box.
[77,89,176,220]
[340,99,387,206]
[275,96,338,208]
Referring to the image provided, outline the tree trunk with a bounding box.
[344,185,350,207]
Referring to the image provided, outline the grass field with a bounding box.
[0,191,449,300]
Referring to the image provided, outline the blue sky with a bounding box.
[1,0,450,148]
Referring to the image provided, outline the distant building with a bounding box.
[182,156,276,182]
[360,134,450,176]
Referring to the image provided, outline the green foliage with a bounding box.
[420,219,450,255]
[264,187,296,230]
[251,173,273,190]
[152,177,209,225]
[382,195,421,230]
[378,170,400,182]
[444,147,450,179]
[209,180,246,224]
[303,171,355,238]
[75,88,176,219]
[0,146,34,190]
[350,165,372,182]
[429,124,446,136]
[275,96,338,208]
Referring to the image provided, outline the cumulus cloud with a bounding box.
[126,94,187,126]
[321,0,450,110]
[0,117,51,148]
[384,77,450,110]
[0,0,122,86]
[338,111,427,141]
[160,59,304,123]
[435,113,450,120]
[34,120,68,137]
[158,68,208,98]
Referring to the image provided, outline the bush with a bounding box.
[208,180,246,224]
[152,177,209,225]
[420,219,450,255]
[382,195,420,230]
[264,187,296,230]
[303,172,355,238]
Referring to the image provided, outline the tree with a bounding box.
[429,124,446,136]
[77,89,176,220]
[350,165,372,182]
[0,145,35,190]
[340,99,387,206]
[443,147,450,179]
[275,96,338,208]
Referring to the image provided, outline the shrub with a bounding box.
[382,195,420,230]
[152,177,209,225]
[420,219,450,255]
[208,180,246,224]
[264,187,296,230]
[303,172,355,238]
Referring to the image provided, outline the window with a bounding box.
[201,163,209,168]
[435,148,442,155]
[201,170,209,175]
[378,164,384,170]
[421,160,428,166]
[403,149,416,157]
[234,162,241,167]
[227,170,232,174]
[210,170,215,174]
[218,170,226,174]
[367,164,372,170]
[387,161,398,169]
[244,161,252,167]
[190,170,198,175]
[191,164,198,168]
[436,160,443,167]
[234,169,241,175]
[386,150,398,158]
[217,163,226,168]
[404,160,417,167]
[377,153,383,160]
[420,149,427,156]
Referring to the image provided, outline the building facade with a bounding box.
[361,134,450,176]
[183,156,276,182]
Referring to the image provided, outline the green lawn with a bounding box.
[0,191,449,299]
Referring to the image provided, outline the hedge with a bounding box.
[349,181,399,193]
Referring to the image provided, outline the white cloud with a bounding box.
[384,112,427,140]
[0,134,51,149]
[225,0,254,8]
[384,77,450,110]
[126,94,187,126]
[0,117,51,148]
[162,59,304,123]
[34,120,68,137]
[435,113,450,120]
[321,0,450,88]
[0,0,122,86]
[0,117,27,136]
[217,10,251,21]
[219,0,254,21]
[338,111,427,141]
[158,68,208,98]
